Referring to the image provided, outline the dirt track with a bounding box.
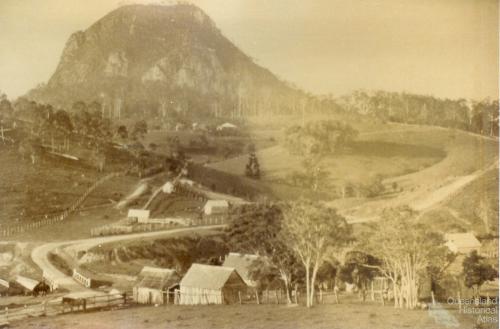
[31,225,225,292]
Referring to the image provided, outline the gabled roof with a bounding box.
[15,275,39,291]
[445,232,481,252]
[135,266,178,290]
[180,264,244,290]
[222,253,260,286]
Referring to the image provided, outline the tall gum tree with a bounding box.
[361,207,450,309]
[282,200,351,307]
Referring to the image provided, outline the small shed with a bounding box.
[128,209,150,222]
[445,232,481,254]
[15,275,39,293]
[222,253,261,287]
[133,267,179,305]
[203,200,229,216]
[179,264,247,305]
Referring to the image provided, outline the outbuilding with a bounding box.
[222,253,261,287]
[445,232,481,254]
[203,200,229,216]
[179,264,247,305]
[133,266,180,305]
[128,209,150,222]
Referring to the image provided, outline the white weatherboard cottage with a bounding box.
[128,209,150,223]
[203,200,229,215]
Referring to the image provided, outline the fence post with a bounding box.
[238,291,242,304]
[255,290,260,305]
[458,291,462,313]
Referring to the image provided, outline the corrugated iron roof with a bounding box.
[180,264,242,290]
[135,266,178,290]
[15,275,39,291]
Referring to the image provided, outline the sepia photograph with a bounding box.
[0,0,498,328]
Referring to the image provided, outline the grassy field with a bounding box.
[6,205,128,243]
[208,123,498,202]
[9,302,486,329]
[0,144,139,227]
[143,128,277,164]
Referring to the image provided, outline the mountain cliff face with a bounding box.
[27,4,304,119]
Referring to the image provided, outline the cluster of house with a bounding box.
[126,198,229,227]
[132,253,258,305]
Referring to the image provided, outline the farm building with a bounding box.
[15,275,39,294]
[445,232,481,254]
[179,264,247,305]
[133,266,180,305]
[203,200,229,216]
[222,253,261,287]
[128,209,150,222]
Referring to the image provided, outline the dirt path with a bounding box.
[31,225,225,292]
[338,157,498,224]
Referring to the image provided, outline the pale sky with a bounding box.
[0,0,498,100]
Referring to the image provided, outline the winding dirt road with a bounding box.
[31,225,225,292]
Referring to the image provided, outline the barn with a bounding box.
[203,200,229,216]
[179,264,247,305]
[222,253,260,287]
[133,266,179,305]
